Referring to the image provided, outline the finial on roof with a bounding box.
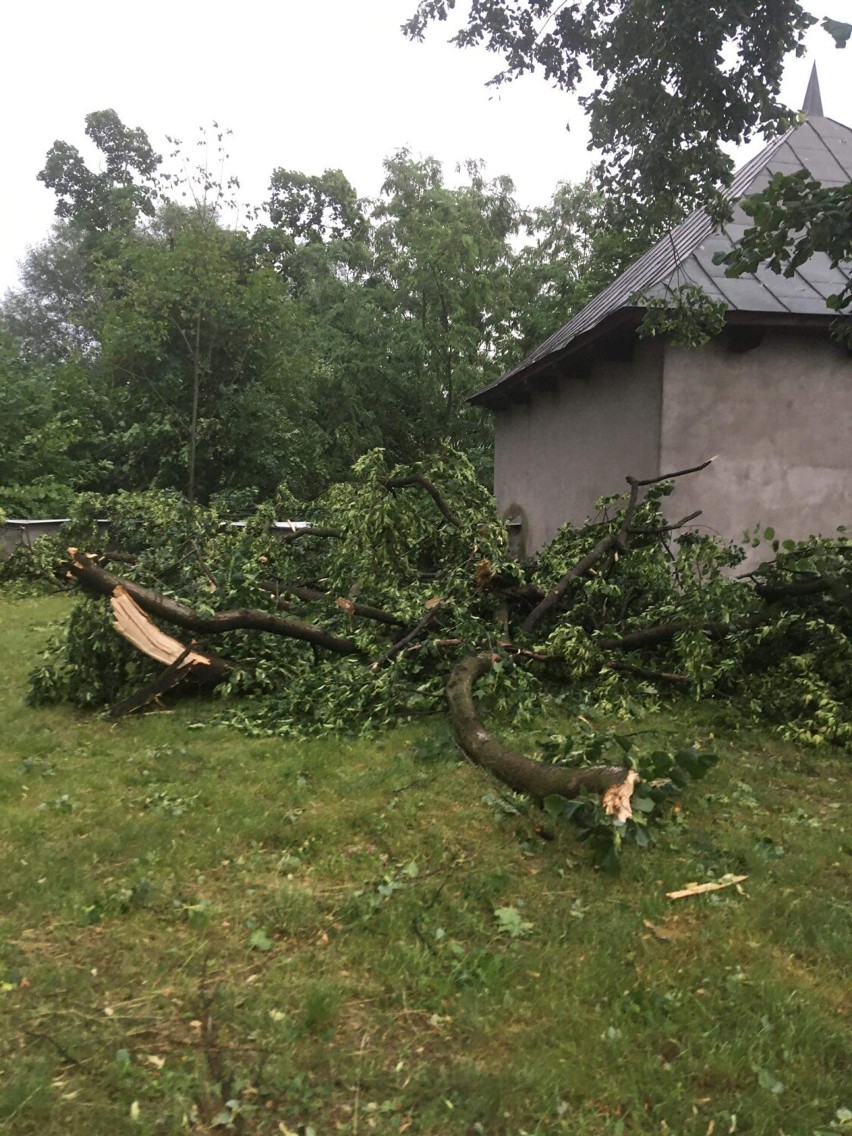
[802,63,823,117]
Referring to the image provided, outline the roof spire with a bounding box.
[802,62,823,117]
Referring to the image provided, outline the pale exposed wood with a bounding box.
[110,586,213,669]
[602,769,639,822]
[666,875,748,900]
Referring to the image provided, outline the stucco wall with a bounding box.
[493,339,664,555]
[660,331,852,551]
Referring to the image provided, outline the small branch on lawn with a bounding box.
[372,602,444,669]
[261,582,405,627]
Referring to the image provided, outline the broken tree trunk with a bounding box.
[66,555,364,656]
[108,586,235,715]
[446,652,632,804]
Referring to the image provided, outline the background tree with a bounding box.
[0,327,101,514]
[95,208,322,504]
[1,109,635,512]
[261,153,527,477]
[38,108,161,244]
[510,178,642,356]
[370,152,520,459]
[404,2,852,311]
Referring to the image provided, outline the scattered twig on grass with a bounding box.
[666,874,748,900]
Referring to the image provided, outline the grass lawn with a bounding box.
[0,593,849,1135]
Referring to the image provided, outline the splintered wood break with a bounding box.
[110,586,213,669]
[602,769,639,822]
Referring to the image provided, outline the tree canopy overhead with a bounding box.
[405,2,852,305]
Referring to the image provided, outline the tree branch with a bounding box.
[381,475,462,528]
[66,555,363,656]
[372,603,443,669]
[521,461,713,635]
[446,653,631,803]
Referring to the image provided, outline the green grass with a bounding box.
[0,593,850,1135]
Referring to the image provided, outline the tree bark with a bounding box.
[66,556,364,656]
[446,652,630,803]
[381,475,463,529]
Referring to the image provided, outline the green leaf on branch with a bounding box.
[823,18,852,48]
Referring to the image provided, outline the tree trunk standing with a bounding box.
[187,311,202,507]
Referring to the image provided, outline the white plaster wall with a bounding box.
[660,332,852,550]
[493,340,663,555]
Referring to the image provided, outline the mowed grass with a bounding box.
[0,594,849,1136]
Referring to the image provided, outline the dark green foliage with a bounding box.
[406,3,852,320]
[0,536,67,597]
[29,454,852,763]
[405,1,814,220]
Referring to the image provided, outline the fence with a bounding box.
[2,518,311,559]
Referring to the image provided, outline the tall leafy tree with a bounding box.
[404,3,852,312]
[371,152,520,451]
[38,109,161,241]
[262,154,525,472]
[95,207,322,503]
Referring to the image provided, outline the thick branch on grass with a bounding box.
[66,555,363,656]
[381,475,462,528]
[108,587,235,715]
[110,586,232,676]
[446,653,631,803]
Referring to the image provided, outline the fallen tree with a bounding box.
[27,447,852,852]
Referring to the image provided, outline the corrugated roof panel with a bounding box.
[786,138,851,184]
[476,112,852,403]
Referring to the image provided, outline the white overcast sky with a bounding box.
[1,0,849,293]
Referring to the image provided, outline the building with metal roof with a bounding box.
[476,70,852,558]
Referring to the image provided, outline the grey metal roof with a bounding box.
[474,111,852,406]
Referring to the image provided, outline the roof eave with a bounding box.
[470,308,642,409]
[470,307,843,411]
